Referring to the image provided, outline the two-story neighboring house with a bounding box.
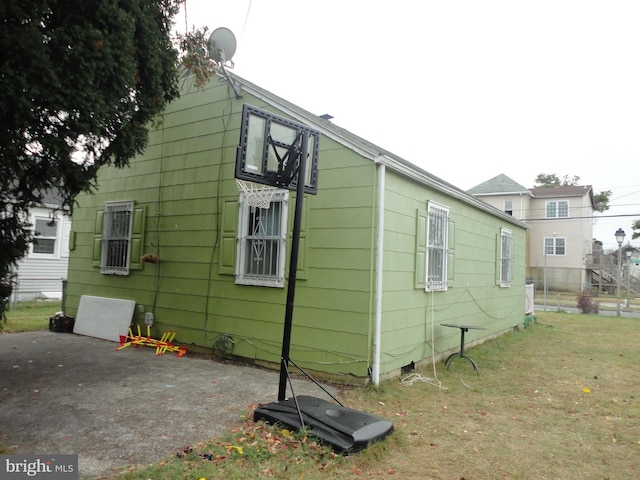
[468,174,595,293]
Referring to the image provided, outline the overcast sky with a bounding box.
[177,0,640,250]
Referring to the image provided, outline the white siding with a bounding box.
[13,207,71,302]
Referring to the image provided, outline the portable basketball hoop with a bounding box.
[236,178,276,209]
[234,104,393,453]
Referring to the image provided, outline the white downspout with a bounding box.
[372,160,385,385]
[520,192,524,219]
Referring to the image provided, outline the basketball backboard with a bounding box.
[236,104,320,194]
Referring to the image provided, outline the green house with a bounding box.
[65,74,528,384]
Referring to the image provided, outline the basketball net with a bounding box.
[236,179,277,209]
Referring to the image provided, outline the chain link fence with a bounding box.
[10,277,66,305]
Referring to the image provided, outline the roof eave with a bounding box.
[376,155,529,229]
[239,81,381,161]
[472,191,534,197]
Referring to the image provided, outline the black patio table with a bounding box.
[440,323,487,374]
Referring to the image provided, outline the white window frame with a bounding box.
[236,190,289,288]
[426,202,449,292]
[545,200,569,218]
[31,215,59,258]
[504,200,513,216]
[544,237,566,256]
[500,228,513,287]
[101,201,134,275]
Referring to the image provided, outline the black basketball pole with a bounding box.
[277,131,309,401]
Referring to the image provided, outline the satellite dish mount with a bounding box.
[207,27,242,98]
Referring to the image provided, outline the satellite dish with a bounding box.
[206,27,242,99]
[207,27,237,64]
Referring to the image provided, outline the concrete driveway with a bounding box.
[0,330,338,479]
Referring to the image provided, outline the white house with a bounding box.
[12,190,71,303]
[468,174,596,293]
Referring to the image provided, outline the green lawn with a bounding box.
[113,311,640,480]
[2,305,638,479]
[2,301,60,332]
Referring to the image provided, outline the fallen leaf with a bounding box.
[226,445,243,455]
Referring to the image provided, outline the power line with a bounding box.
[516,202,640,216]
[524,213,640,222]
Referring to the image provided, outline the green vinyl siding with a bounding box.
[414,209,427,289]
[129,206,146,271]
[91,209,104,267]
[447,219,456,287]
[65,74,526,382]
[65,79,376,378]
[219,199,238,275]
[378,170,526,375]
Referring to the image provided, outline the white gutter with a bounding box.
[375,155,528,229]
[372,158,386,385]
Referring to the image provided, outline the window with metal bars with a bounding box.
[236,190,288,287]
[101,201,133,275]
[500,228,513,287]
[426,202,449,291]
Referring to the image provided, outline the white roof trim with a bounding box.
[239,83,380,161]
[375,155,528,228]
[473,191,535,197]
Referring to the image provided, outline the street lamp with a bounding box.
[615,228,625,317]
[626,249,632,307]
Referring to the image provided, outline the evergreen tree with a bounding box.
[0,1,205,319]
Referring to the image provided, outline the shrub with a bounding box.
[576,289,599,314]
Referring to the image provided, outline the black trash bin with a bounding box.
[49,312,75,333]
